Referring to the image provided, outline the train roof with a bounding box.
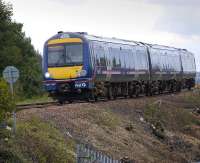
[51,32,191,53]
[85,34,139,46]
[83,33,188,52]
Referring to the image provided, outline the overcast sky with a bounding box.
[6,0,200,71]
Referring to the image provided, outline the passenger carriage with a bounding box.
[43,32,196,103]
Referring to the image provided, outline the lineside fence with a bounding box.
[76,143,121,163]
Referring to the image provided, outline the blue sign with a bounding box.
[3,66,19,84]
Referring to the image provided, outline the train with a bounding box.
[43,32,196,103]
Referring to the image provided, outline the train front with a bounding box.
[43,32,92,102]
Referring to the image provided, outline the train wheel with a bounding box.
[187,79,193,90]
[107,86,113,100]
[170,80,177,93]
[87,90,95,102]
[113,94,117,100]
[129,92,133,98]
[135,84,140,97]
[68,99,73,104]
[112,86,117,100]
[145,84,148,96]
[123,83,129,98]
[57,96,66,105]
[94,96,99,102]
[148,85,153,96]
[58,100,65,105]
[176,82,181,92]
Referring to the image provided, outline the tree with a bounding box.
[0,79,14,123]
[0,0,43,98]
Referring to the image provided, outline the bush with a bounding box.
[183,91,200,106]
[0,79,15,123]
[144,104,165,127]
[12,117,75,163]
[144,102,200,132]
[0,149,23,163]
[0,117,75,163]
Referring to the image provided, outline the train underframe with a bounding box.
[49,78,195,104]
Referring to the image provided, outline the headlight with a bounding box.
[80,70,87,76]
[45,72,50,78]
[77,70,87,77]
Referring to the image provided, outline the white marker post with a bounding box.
[3,66,19,135]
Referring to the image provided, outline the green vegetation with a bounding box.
[144,103,165,127]
[144,102,200,132]
[0,2,75,162]
[17,94,53,105]
[0,79,15,123]
[182,90,200,107]
[88,109,120,129]
[0,0,43,98]
[0,117,75,163]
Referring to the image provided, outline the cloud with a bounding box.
[141,0,200,7]
[6,0,200,70]
[143,1,200,37]
[129,0,200,37]
[154,6,200,36]
[49,0,88,6]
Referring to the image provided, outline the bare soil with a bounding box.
[17,90,200,163]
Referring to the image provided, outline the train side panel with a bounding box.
[88,40,150,82]
[149,47,182,81]
[180,51,196,88]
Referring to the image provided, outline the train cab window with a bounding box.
[48,46,65,67]
[47,44,83,67]
[65,44,83,65]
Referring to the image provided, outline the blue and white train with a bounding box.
[43,32,196,103]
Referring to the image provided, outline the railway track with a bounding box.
[16,93,183,111]
[16,101,58,110]
[16,89,195,112]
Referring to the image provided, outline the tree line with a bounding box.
[0,0,43,98]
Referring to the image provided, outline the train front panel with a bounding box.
[43,33,94,101]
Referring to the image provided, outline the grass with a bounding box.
[0,117,75,163]
[144,102,200,133]
[16,94,53,105]
[180,88,200,106]
[144,104,165,126]
[88,109,120,129]
[183,94,200,106]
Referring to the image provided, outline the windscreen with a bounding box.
[48,44,83,67]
